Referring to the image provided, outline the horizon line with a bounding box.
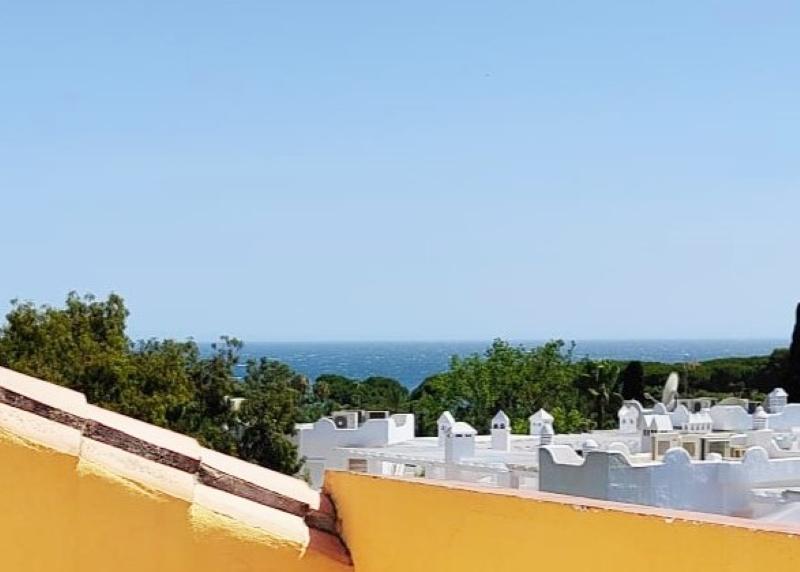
[183,336,790,345]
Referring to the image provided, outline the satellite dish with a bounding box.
[661,372,680,411]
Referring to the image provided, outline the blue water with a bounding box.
[211,339,787,390]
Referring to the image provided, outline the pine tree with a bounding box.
[789,303,800,391]
[620,361,645,402]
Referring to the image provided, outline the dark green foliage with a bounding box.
[408,372,451,436]
[410,339,587,435]
[0,292,130,406]
[121,338,197,427]
[0,293,299,473]
[408,342,796,435]
[790,303,800,391]
[358,376,409,411]
[304,373,410,424]
[634,354,788,402]
[237,359,305,475]
[175,337,242,454]
[620,361,645,402]
[313,374,360,409]
[576,360,622,430]
[756,349,791,395]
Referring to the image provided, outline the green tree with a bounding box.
[409,373,451,435]
[752,349,790,394]
[308,374,409,417]
[409,339,586,435]
[119,338,196,427]
[314,374,359,408]
[174,337,242,454]
[790,302,800,393]
[578,360,622,430]
[620,360,645,402]
[0,292,314,476]
[0,292,130,406]
[237,358,304,475]
[551,406,592,433]
[358,376,409,411]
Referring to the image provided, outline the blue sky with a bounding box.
[1,2,798,342]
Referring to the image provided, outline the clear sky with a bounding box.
[1,2,798,342]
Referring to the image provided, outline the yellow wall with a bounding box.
[326,471,800,572]
[7,419,800,572]
[0,431,350,572]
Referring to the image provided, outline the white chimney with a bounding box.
[445,422,477,463]
[529,408,554,436]
[437,411,455,446]
[766,388,788,414]
[491,410,511,451]
[539,423,554,446]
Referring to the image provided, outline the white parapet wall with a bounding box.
[539,444,800,518]
[296,413,416,488]
[709,403,800,432]
[766,404,800,430]
[710,405,755,431]
[297,414,415,459]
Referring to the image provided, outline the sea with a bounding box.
[212,339,787,391]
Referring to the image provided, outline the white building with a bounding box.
[686,409,713,434]
[295,382,800,526]
[669,404,691,430]
[295,410,415,487]
[642,414,673,436]
[539,444,800,522]
[296,409,544,489]
[296,404,646,491]
[710,400,800,432]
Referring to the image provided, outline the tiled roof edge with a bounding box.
[84,419,201,473]
[0,386,85,430]
[0,371,348,562]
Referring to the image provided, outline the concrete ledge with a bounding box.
[201,447,320,509]
[80,438,197,502]
[198,463,310,516]
[83,404,201,471]
[0,368,87,419]
[0,402,83,455]
[193,483,309,544]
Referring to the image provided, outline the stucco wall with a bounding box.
[0,429,350,572]
[326,471,800,572]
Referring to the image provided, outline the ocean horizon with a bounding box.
[203,338,788,390]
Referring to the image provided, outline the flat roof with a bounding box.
[335,432,643,471]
